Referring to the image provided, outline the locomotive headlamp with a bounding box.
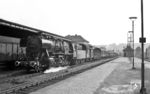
[49,57,54,60]
[49,57,55,62]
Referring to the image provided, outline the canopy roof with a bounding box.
[0,19,71,41]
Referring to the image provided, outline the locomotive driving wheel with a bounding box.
[34,66,42,72]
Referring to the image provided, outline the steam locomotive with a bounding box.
[15,33,73,72]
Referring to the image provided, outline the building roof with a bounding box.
[123,45,133,52]
[65,34,89,43]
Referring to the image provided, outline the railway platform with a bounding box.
[94,57,150,94]
[29,57,150,94]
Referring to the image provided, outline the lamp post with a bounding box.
[140,0,146,93]
[129,16,137,69]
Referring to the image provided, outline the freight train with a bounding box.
[14,32,117,72]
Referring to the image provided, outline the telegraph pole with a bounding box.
[140,0,146,93]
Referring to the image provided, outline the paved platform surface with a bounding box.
[30,57,150,94]
[94,57,150,94]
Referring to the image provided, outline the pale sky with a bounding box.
[0,0,150,45]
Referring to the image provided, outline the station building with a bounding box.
[65,34,89,44]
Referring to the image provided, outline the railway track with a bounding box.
[0,57,118,94]
[0,70,25,79]
[0,72,42,84]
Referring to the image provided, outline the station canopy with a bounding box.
[0,19,39,38]
[0,19,71,41]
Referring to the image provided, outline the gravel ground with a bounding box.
[94,57,150,94]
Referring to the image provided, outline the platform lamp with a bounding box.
[129,16,137,69]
